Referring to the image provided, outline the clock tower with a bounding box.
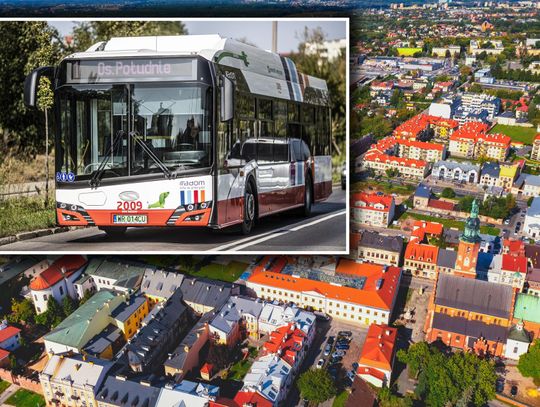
[455,199,482,278]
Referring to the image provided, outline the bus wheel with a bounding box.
[303,174,313,217]
[240,181,256,235]
[99,226,127,238]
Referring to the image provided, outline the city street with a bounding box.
[0,188,346,253]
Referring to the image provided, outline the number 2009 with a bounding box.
[117,201,143,211]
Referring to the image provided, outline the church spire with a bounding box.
[461,199,481,244]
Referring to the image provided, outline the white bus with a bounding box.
[24,34,333,236]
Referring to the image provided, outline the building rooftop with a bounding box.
[436,249,457,269]
[180,277,236,312]
[525,244,540,269]
[44,290,123,350]
[481,162,501,178]
[501,254,528,274]
[140,269,184,301]
[41,353,113,389]
[111,295,148,323]
[435,274,514,319]
[210,296,264,336]
[358,324,397,372]
[351,192,394,212]
[513,293,540,324]
[0,256,43,287]
[96,375,161,407]
[242,354,292,405]
[358,231,404,253]
[29,255,86,291]
[432,313,508,343]
[527,197,540,217]
[0,325,20,344]
[433,160,479,172]
[84,258,147,290]
[414,184,432,199]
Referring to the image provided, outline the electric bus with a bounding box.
[24,34,333,236]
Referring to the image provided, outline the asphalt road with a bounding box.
[0,187,347,253]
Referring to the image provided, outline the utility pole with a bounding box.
[272,21,278,53]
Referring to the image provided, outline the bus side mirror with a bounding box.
[220,75,235,122]
[24,66,55,108]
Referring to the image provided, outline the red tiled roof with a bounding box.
[503,239,525,257]
[29,255,86,291]
[263,324,306,367]
[351,192,394,212]
[404,242,439,264]
[502,254,528,274]
[201,363,213,374]
[428,199,455,211]
[413,220,443,236]
[233,392,272,407]
[534,134,540,142]
[358,324,397,371]
[0,326,20,344]
[0,349,9,361]
[364,151,427,169]
[478,133,511,148]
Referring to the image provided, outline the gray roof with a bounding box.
[125,289,188,371]
[111,295,147,323]
[414,184,431,199]
[141,269,184,301]
[83,324,123,357]
[85,258,147,290]
[436,249,457,269]
[528,197,540,217]
[96,376,161,407]
[507,324,531,343]
[180,277,237,311]
[0,256,43,286]
[481,162,500,178]
[435,274,514,319]
[358,231,404,253]
[210,296,264,335]
[523,173,540,188]
[433,160,479,172]
[432,312,508,343]
[41,353,113,389]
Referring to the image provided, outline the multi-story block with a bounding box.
[524,197,540,239]
[246,258,401,327]
[479,162,500,188]
[180,277,238,315]
[361,151,428,181]
[140,268,185,306]
[398,139,446,162]
[476,133,511,161]
[487,254,528,290]
[95,375,161,407]
[531,134,540,161]
[351,192,395,228]
[40,354,113,407]
[110,295,150,340]
[432,160,480,183]
[357,231,404,266]
[403,242,439,280]
[515,173,540,197]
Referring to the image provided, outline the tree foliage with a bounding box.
[0,21,61,155]
[35,296,66,328]
[458,194,515,219]
[398,342,496,407]
[441,187,456,199]
[7,298,35,325]
[297,368,337,403]
[207,343,231,370]
[518,339,540,380]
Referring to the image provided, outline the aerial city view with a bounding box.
[1,1,540,407]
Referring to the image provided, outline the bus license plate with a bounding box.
[112,214,148,224]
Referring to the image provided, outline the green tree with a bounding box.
[378,386,414,407]
[36,297,65,328]
[518,339,540,381]
[0,21,61,155]
[441,187,456,199]
[7,298,35,325]
[70,21,187,52]
[297,368,337,403]
[207,344,231,370]
[61,296,78,317]
[37,76,54,205]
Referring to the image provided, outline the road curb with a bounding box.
[0,226,78,247]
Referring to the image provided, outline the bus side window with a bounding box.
[291,140,302,162]
[301,140,311,161]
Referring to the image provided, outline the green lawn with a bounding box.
[490,124,537,145]
[332,390,350,407]
[5,389,45,407]
[0,196,56,238]
[352,179,416,196]
[228,347,258,381]
[0,380,11,395]
[196,261,249,283]
[405,213,500,236]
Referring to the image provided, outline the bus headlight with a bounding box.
[70,204,78,211]
[187,204,195,211]
[200,202,207,209]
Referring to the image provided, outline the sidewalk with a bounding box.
[0,383,19,406]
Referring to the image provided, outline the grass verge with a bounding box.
[332,390,350,407]
[196,261,249,283]
[228,347,258,381]
[5,389,45,407]
[0,380,11,395]
[0,196,56,238]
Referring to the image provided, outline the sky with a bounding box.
[49,19,347,53]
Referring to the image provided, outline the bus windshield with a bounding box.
[57,83,212,182]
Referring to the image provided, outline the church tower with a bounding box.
[455,199,482,278]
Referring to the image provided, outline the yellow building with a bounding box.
[397,47,422,56]
[111,295,149,340]
[497,163,520,190]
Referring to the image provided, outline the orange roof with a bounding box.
[426,115,459,129]
[351,192,394,212]
[413,220,443,236]
[358,324,397,371]
[393,114,430,139]
[404,242,439,264]
[247,258,401,310]
[479,133,511,148]
[0,348,9,361]
[0,326,20,344]
[233,391,272,407]
[263,324,306,366]
[201,363,213,374]
[29,255,86,291]
[502,254,528,274]
[503,239,525,256]
[428,199,455,211]
[534,133,540,142]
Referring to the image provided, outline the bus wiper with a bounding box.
[129,131,174,179]
[89,130,125,188]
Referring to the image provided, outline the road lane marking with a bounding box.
[212,210,347,252]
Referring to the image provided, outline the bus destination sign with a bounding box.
[68,58,197,83]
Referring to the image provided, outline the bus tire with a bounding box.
[303,174,313,217]
[99,226,127,238]
[240,180,256,235]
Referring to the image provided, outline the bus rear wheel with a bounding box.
[302,174,313,217]
[99,226,127,238]
[240,181,256,235]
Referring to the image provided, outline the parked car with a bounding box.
[330,356,342,364]
[495,378,504,393]
[504,218,511,225]
[352,362,359,371]
[327,336,335,345]
[332,350,345,358]
[338,331,352,337]
[335,344,350,350]
[511,385,518,397]
[316,358,325,369]
[324,344,332,356]
[346,370,356,381]
[314,311,330,321]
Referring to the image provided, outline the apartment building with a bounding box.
[351,192,395,228]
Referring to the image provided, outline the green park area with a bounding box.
[195,261,249,283]
[5,389,45,407]
[405,213,500,236]
[490,124,537,145]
